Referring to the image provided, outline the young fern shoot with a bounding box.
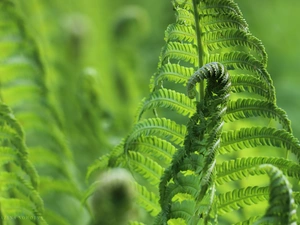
[156,62,230,224]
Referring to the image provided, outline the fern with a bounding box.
[0,101,47,224]
[253,164,297,225]
[83,0,300,224]
[0,1,86,224]
[1,0,298,224]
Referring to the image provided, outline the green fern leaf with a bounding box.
[204,29,267,64]
[162,42,198,65]
[134,183,160,217]
[0,172,44,213]
[150,64,194,91]
[230,74,272,100]
[216,157,300,185]
[225,99,292,132]
[169,200,196,221]
[217,186,269,215]
[220,127,300,159]
[0,198,47,225]
[200,0,243,16]
[86,153,110,182]
[253,164,297,224]
[125,118,186,149]
[201,12,248,32]
[128,151,164,186]
[209,52,273,91]
[0,101,46,224]
[166,23,196,44]
[128,136,176,167]
[138,89,196,120]
[175,7,195,26]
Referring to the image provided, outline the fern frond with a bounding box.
[162,42,198,65]
[201,13,248,32]
[125,118,186,149]
[86,154,110,182]
[150,64,194,91]
[216,157,300,185]
[230,74,271,100]
[220,127,300,159]
[204,29,267,64]
[225,99,292,132]
[253,164,297,224]
[200,0,243,16]
[0,172,44,212]
[175,7,195,27]
[128,136,176,167]
[138,89,196,120]
[127,151,164,186]
[169,200,195,221]
[166,23,196,44]
[217,186,268,215]
[0,2,86,223]
[209,52,274,99]
[0,101,46,224]
[87,0,300,224]
[0,198,47,225]
[134,183,160,217]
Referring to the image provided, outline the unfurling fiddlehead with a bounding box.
[156,62,231,224]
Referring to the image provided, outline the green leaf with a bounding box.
[128,136,176,167]
[220,127,300,160]
[225,99,291,132]
[125,118,186,149]
[254,164,297,224]
[162,42,198,65]
[128,151,164,186]
[134,183,160,217]
[138,89,196,119]
[216,157,300,185]
[217,186,268,215]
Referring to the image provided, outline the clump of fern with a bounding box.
[87,0,300,224]
[0,101,47,224]
[0,1,87,224]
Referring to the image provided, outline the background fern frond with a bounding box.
[0,101,47,224]
[0,1,88,223]
[253,164,297,225]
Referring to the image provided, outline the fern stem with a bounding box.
[192,0,205,101]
